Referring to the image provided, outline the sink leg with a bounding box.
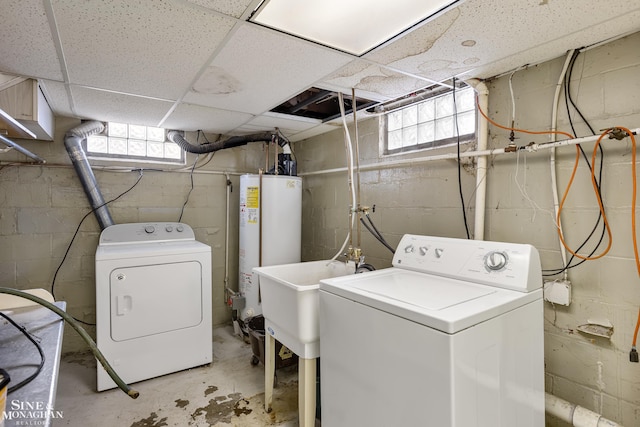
[265,333,275,413]
[299,357,317,427]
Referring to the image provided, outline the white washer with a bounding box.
[319,234,544,427]
[95,222,212,391]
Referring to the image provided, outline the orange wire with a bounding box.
[634,307,640,347]
[555,131,613,260]
[476,97,574,140]
[476,96,610,259]
[476,100,640,347]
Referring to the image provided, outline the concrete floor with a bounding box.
[55,325,305,427]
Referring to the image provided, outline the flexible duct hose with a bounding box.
[64,121,115,230]
[167,130,286,154]
[0,287,139,399]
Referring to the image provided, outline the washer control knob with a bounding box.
[165,225,173,232]
[435,248,444,258]
[404,244,415,254]
[419,246,428,256]
[176,225,184,232]
[484,251,508,271]
[144,225,155,234]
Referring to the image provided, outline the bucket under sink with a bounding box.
[253,260,356,358]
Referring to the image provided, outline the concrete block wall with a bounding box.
[0,116,262,352]
[295,32,640,425]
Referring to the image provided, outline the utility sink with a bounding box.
[253,260,355,358]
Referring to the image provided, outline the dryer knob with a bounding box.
[144,225,155,234]
[177,225,184,232]
[165,225,173,232]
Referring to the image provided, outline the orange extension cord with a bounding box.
[477,98,640,355]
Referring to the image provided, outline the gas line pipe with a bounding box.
[298,129,640,177]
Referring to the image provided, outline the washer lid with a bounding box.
[320,268,541,334]
[350,271,494,311]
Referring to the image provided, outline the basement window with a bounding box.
[381,85,476,155]
[85,122,184,164]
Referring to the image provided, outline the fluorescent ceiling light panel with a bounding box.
[250,0,461,56]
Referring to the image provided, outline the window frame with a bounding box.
[380,85,477,156]
[84,122,186,165]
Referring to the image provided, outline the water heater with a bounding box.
[239,174,302,320]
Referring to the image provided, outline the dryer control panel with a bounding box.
[392,234,542,292]
[99,222,195,245]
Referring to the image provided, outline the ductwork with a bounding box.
[64,121,115,230]
[167,130,288,154]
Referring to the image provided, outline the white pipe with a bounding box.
[465,79,489,241]
[224,173,231,295]
[330,92,358,261]
[550,50,575,280]
[546,393,622,427]
[298,129,640,177]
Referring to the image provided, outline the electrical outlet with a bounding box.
[544,279,571,306]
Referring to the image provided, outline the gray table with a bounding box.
[1,302,66,427]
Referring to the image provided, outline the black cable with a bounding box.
[543,49,606,276]
[364,213,394,252]
[360,217,395,254]
[194,130,216,169]
[0,311,46,394]
[365,213,394,251]
[51,169,144,324]
[453,78,471,239]
[178,153,199,222]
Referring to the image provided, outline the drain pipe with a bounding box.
[64,121,114,230]
[465,79,489,240]
[546,393,622,427]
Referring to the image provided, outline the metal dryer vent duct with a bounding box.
[64,121,115,230]
[64,127,290,231]
[167,130,288,154]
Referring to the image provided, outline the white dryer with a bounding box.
[95,222,212,391]
[319,234,544,427]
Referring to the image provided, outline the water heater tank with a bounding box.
[239,174,302,320]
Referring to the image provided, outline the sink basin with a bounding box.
[253,260,355,358]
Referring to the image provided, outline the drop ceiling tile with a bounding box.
[52,0,236,100]
[185,0,255,18]
[162,103,253,133]
[70,86,174,126]
[243,112,322,135]
[39,80,73,117]
[473,12,640,80]
[286,123,342,142]
[184,23,354,115]
[320,61,435,101]
[365,0,640,83]
[0,0,63,80]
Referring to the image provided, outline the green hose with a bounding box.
[0,287,139,399]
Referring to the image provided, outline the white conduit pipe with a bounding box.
[550,50,576,279]
[465,79,489,241]
[298,129,640,177]
[330,92,358,261]
[546,393,622,427]
[224,173,231,295]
